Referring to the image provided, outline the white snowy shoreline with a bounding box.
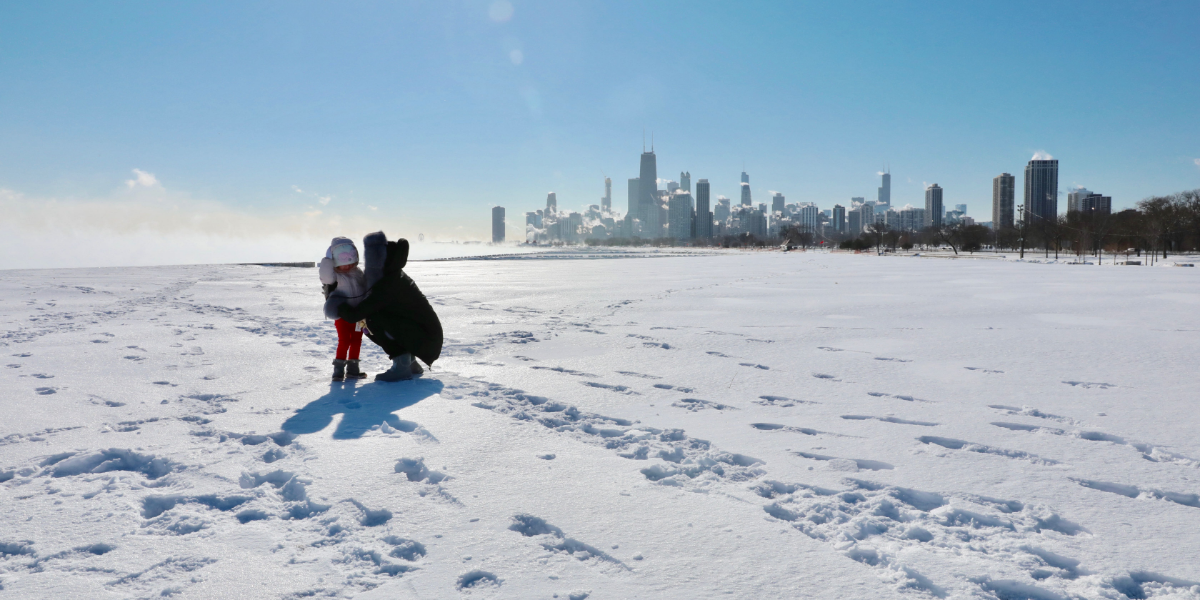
[2,252,1199,599]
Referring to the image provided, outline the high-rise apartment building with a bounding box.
[1067,188,1092,214]
[546,192,557,215]
[1080,194,1112,215]
[848,210,861,235]
[492,206,505,243]
[878,171,891,207]
[668,191,693,241]
[602,177,612,212]
[627,178,639,217]
[1024,158,1059,226]
[832,204,846,232]
[925,184,944,229]
[993,173,1015,229]
[680,172,691,194]
[798,203,819,231]
[696,179,713,239]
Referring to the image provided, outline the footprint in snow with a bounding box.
[793,451,894,471]
[1063,381,1116,389]
[965,367,1004,374]
[753,395,818,407]
[842,415,938,427]
[616,371,660,379]
[672,398,734,412]
[740,363,770,370]
[652,383,695,393]
[36,387,57,395]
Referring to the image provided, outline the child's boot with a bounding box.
[346,359,367,379]
[332,359,346,382]
[375,354,414,382]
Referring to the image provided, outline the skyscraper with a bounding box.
[1081,194,1112,215]
[602,177,611,212]
[857,204,876,231]
[925,184,944,229]
[878,170,891,207]
[668,190,693,241]
[798,203,819,231]
[492,206,505,243]
[680,172,691,194]
[715,197,730,224]
[639,149,660,236]
[832,204,846,232]
[1024,158,1059,226]
[1067,188,1092,213]
[627,178,639,217]
[772,192,785,215]
[993,173,1015,229]
[546,192,557,215]
[848,210,861,235]
[696,179,713,239]
[955,204,967,214]
[740,171,752,206]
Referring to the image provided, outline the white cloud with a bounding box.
[509,49,523,65]
[125,169,160,189]
[292,185,303,193]
[367,205,378,211]
[1193,158,1200,170]
[1032,150,1054,160]
[488,0,513,22]
[318,195,332,206]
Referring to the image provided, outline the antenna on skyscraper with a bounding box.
[642,129,645,152]
[651,132,654,152]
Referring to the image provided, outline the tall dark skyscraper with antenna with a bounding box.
[638,142,659,236]
[740,171,752,206]
[878,169,891,207]
[602,177,611,211]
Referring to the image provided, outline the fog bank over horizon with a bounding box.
[0,185,529,270]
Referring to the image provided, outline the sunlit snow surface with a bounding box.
[2,251,1199,599]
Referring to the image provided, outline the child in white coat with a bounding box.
[319,237,369,381]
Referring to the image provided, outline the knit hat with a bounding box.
[327,237,359,267]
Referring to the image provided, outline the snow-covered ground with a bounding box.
[2,251,1199,599]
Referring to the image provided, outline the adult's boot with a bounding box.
[375,354,414,382]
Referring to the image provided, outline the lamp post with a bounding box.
[1017,206,1026,259]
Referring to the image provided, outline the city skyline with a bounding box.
[1,1,1197,264]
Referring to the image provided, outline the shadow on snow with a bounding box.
[281,378,444,440]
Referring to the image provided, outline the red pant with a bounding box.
[335,318,363,360]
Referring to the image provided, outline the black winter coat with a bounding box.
[337,238,443,365]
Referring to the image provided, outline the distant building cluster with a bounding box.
[489,147,1111,245]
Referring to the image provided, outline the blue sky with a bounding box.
[1,0,1198,255]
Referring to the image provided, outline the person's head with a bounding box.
[329,240,359,272]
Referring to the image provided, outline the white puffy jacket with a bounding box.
[319,257,367,319]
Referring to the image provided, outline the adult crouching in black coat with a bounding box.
[337,232,443,382]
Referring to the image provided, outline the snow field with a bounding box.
[2,252,1199,599]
